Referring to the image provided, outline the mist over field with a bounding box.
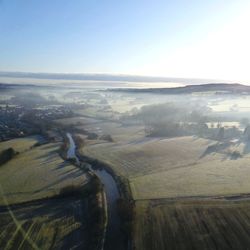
[1,0,250,249]
[0,71,241,89]
[1,78,250,248]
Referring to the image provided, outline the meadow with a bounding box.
[52,87,250,250]
[73,95,250,250]
[2,85,250,249]
[0,136,89,250]
[0,136,42,153]
[0,139,87,205]
[79,134,250,200]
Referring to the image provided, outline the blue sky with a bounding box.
[1,0,250,81]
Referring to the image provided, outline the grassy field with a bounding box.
[77,122,144,142]
[81,136,216,177]
[55,116,101,126]
[75,116,250,249]
[80,135,250,200]
[134,199,250,250]
[56,115,144,141]
[55,93,250,249]
[0,136,90,249]
[0,140,87,205]
[209,97,250,112]
[106,97,144,113]
[0,197,88,250]
[130,150,250,199]
[0,136,42,153]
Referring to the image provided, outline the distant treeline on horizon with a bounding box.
[0,71,222,84]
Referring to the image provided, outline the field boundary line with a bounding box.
[134,193,250,202]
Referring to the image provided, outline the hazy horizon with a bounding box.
[0,70,248,88]
[1,1,250,82]
[2,2,250,250]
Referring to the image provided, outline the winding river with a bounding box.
[66,133,125,250]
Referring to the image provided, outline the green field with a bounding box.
[77,122,144,142]
[0,136,42,153]
[134,199,250,250]
[81,136,216,177]
[130,150,250,199]
[0,139,87,205]
[74,109,250,249]
[80,135,250,199]
[2,84,250,249]
[56,115,144,141]
[55,116,101,126]
[0,136,89,249]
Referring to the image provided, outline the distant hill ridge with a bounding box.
[109,83,250,94]
[0,71,223,84]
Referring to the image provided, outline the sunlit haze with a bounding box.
[1,0,250,82]
[2,2,250,249]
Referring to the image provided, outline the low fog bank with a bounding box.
[2,82,250,148]
[0,71,240,89]
[0,71,222,83]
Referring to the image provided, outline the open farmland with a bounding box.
[72,92,250,249]
[209,96,250,112]
[0,136,42,153]
[0,140,87,205]
[81,136,217,177]
[134,199,250,250]
[75,106,115,119]
[0,197,88,250]
[56,115,144,142]
[80,135,250,200]
[2,82,250,249]
[77,122,144,142]
[55,116,101,127]
[130,155,250,199]
[105,96,144,113]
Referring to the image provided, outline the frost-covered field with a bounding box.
[0,139,87,205]
[0,136,42,153]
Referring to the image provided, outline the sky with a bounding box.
[1,0,250,82]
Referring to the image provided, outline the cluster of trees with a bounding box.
[11,92,58,106]
[74,135,85,148]
[77,132,113,142]
[59,136,69,159]
[85,176,105,250]
[99,134,113,142]
[87,132,98,140]
[130,102,248,142]
[135,103,210,137]
[0,147,16,166]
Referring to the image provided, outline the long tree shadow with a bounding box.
[200,141,233,158]
[0,197,88,250]
[200,139,250,160]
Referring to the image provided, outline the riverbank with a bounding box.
[76,151,135,248]
[67,132,131,250]
[65,133,109,250]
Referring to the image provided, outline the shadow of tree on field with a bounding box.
[0,198,88,250]
[200,142,233,158]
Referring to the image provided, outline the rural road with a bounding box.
[66,133,125,250]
